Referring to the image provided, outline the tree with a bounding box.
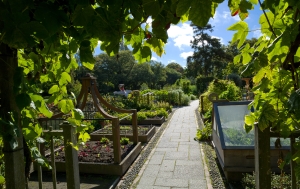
[128,62,154,89]
[166,62,184,74]
[93,50,136,93]
[165,67,182,85]
[149,61,167,89]
[186,24,228,78]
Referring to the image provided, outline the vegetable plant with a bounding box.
[120,137,130,145]
[99,137,109,144]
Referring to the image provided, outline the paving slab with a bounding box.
[133,100,207,189]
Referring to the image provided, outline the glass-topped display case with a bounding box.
[212,101,290,181]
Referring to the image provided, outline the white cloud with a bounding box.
[252,26,262,38]
[180,51,193,59]
[167,23,193,50]
[212,36,224,44]
[168,59,176,63]
[151,56,157,61]
[146,17,153,27]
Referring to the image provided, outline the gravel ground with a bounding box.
[194,108,228,189]
[202,142,228,189]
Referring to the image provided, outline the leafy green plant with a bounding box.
[120,137,130,145]
[137,112,147,121]
[195,121,212,141]
[241,172,300,189]
[99,137,109,144]
[153,101,172,112]
[223,128,254,146]
[80,120,95,133]
[203,109,212,120]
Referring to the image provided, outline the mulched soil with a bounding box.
[46,141,135,164]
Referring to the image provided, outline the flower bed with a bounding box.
[90,125,156,142]
[45,140,142,175]
[120,116,165,125]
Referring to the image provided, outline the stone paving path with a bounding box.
[133,100,207,189]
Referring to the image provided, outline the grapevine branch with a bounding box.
[258,0,277,38]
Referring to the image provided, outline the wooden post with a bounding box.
[49,127,57,189]
[291,136,296,189]
[131,110,138,144]
[3,134,26,189]
[0,44,26,189]
[255,123,271,189]
[60,121,80,189]
[112,118,121,164]
[37,143,43,189]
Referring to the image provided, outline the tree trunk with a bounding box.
[0,43,26,188]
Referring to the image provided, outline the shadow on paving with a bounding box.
[28,171,119,189]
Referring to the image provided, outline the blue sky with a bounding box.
[94,2,262,68]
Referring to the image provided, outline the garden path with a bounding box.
[132,100,210,189]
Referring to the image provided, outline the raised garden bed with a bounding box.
[45,140,142,175]
[90,125,156,142]
[120,116,165,125]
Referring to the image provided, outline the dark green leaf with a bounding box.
[176,0,192,16]
[287,89,300,119]
[15,93,31,110]
[20,21,49,39]
[189,0,212,27]
[143,0,161,17]
[73,109,85,120]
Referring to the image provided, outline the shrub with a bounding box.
[199,79,241,113]
[189,94,197,100]
[180,94,190,106]
[196,76,215,93]
[219,83,241,101]
[154,108,168,117]
[137,112,147,121]
[226,73,242,88]
[153,101,172,112]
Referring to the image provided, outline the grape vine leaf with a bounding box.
[176,0,192,17]
[59,72,71,86]
[58,99,74,114]
[258,103,277,131]
[189,0,213,27]
[15,93,31,110]
[227,21,249,48]
[287,89,300,119]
